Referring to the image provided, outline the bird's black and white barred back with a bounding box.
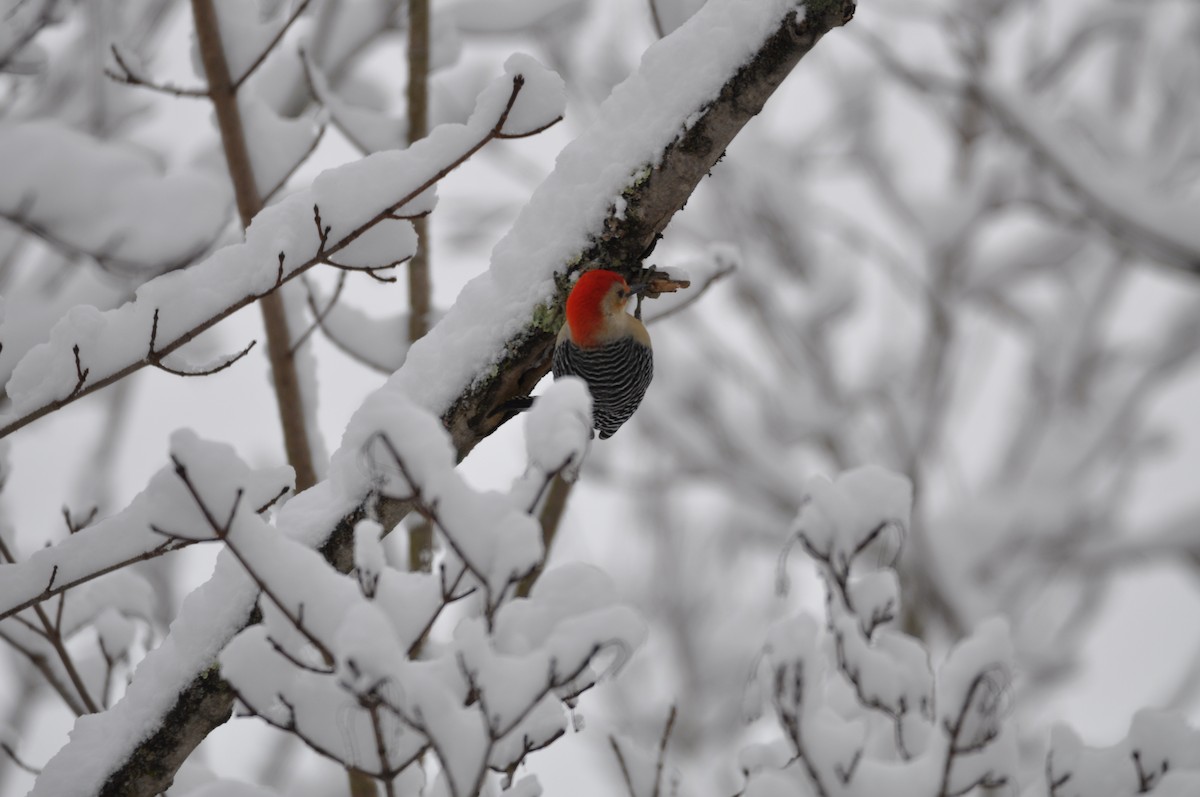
[553,336,653,438]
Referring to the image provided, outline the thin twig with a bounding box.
[231,0,314,91]
[290,272,346,354]
[104,44,209,97]
[647,0,666,39]
[70,345,89,397]
[651,705,678,797]
[609,737,637,797]
[0,741,40,776]
[263,120,327,202]
[0,538,100,715]
[150,307,258,377]
[644,262,734,324]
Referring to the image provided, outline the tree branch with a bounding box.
[52,5,857,795]
[438,1,855,458]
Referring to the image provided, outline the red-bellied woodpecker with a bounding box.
[552,269,653,439]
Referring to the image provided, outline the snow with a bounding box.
[792,466,912,560]
[504,774,543,797]
[29,548,261,796]
[334,601,407,690]
[499,54,566,137]
[1045,710,1200,796]
[309,58,549,237]
[353,519,385,597]
[332,218,419,268]
[180,781,280,797]
[330,388,455,499]
[0,430,292,622]
[373,0,806,418]
[936,617,1012,729]
[743,769,813,797]
[303,54,408,153]
[304,290,418,373]
[207,0,282,83]
[9,3,818,790]
[238,93,320,197]
[1,55,551,429]
[522,376,593,475]
[0,121,230,271]
[448,0,588,33]
[26,443,361,797]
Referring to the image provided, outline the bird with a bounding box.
[552,269,653,439]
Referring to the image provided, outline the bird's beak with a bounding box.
[627,281,649,296]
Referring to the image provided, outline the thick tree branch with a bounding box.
[438,1,855,458]
[59,5,856,795]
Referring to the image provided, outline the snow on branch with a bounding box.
[734,466,1200,796]
[29,381,594,797]
[741,466,1020,797]
[380,0,857,457]
[27,3,856,793]
[0,122,230,277]
[173,389,631,797]
[0,430,292,624]
[0,56,564,440]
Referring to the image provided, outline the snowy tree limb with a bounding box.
[434,0,857,457]
[28,3,856,795]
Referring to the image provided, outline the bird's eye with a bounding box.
[617,288,627,298]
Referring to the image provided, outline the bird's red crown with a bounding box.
[565,269,627,346]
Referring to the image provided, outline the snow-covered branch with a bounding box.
[0,59,561,440]
[742,467,1019,797]
[22,3,857,794]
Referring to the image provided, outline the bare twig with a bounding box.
[262,120,327,202]
[62,505,99,534]
[0,0,57,73]
[104,44,209,97]
[644,262,735,324]
[231,0,314,91]
[291,272,346,353]
[322,254,408,283]
[13,593,101,715]
[0,741,41,776]
[230,681,430,780]
[366,701,397,797]
[69,345,89,397]
[0,202,212,276]
[652,705,677,797]
[0,625,87,715]
[647,0,666,39]
[610,736,638,797]
[149,309,257,377]
[291,273,402,373]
